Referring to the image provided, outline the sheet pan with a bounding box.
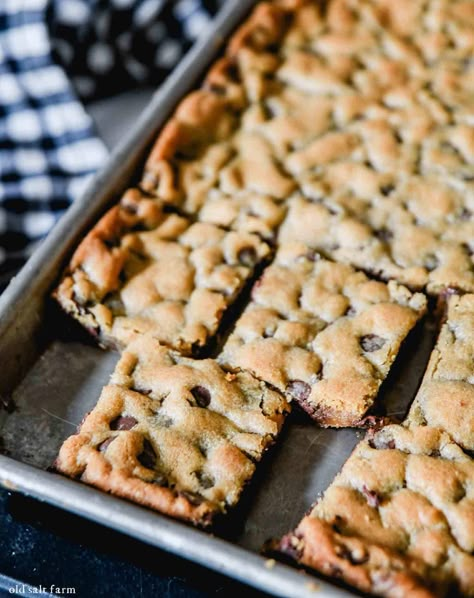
[0,2,438,596]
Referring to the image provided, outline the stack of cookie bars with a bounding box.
[53,1,474,596]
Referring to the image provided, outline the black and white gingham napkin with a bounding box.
[0,0,221,290]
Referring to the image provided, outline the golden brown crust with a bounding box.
[55,335,290,527]
[276,424,474,597]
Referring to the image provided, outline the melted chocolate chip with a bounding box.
[110,415,138,431]
[97,437,114,452]
[361,485,380,508]
[132,385,152,396]
[196,472,214,489]
[206,83,227,96]
[360,334,386,352]
[179,490,204,506]
[279,533,304,561]
[424,254,439,272]
[191,386,211,408]
[121,202,138,215]
[345,306,357,317]
[375,228,393,242]
[237,246,258,267]
[286,380,311,402]
[380,184,395,196]
[137,439,157,469]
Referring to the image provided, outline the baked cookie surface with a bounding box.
[219,242,427,426]
[54,189,270,355]
[55,335,290,526]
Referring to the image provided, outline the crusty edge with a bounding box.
[277,517,440,598]
[54,433,217,527]
[142,1,308,179]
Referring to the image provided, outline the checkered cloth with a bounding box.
[0,0,221,290]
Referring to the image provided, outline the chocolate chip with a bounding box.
[97,437,114,452]
[179,490,204,506]
[375,227,393,242]
[361,485,380,508]
[424,254,439,272]
[459,208,472,221]
[191,386,211,408]
[206,82,227,96]
[345,306,357,317]
[358,415,389,430]
[131,385,152,396]
[103,237,121,249]
[380,184,395,196]
[286,380,311,402]
[279,533,304,561]
[237,246,258,267]
[394,132,403,143]
[196,471,214,489]
[360,334,386,352]
[110,415,138,431]
[121,202,138,215]
[137,439,157,469]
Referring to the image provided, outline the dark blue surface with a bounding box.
[0,489,270,598]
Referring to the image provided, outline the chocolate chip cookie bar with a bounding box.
[276,424,474,597]
[55,335,290,526]
[219,242,427,427]
[406,293,474,451]
[54,188,270,355]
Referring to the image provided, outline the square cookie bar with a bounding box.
[276,424,474,598]
[406,292,474,451]
[55,335,290,527]
[54,188,270,355]
[219,242,427,427]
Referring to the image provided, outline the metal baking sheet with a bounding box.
[0,2,439,597]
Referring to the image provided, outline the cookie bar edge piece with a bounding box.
[53,189,271,355]
[273,424,474,597]
[55,336,290,527]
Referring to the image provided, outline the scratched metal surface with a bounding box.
[0,1,439,596]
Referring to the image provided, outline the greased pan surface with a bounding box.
[0,2,438,596]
